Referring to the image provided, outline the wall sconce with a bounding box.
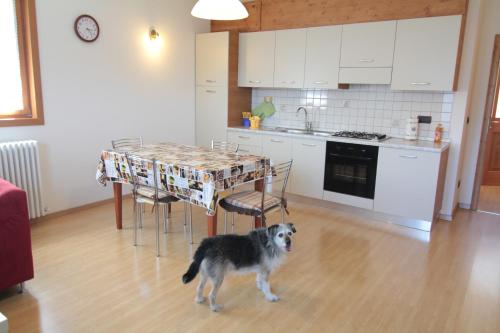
[149,27,159,41]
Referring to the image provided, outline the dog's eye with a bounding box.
[278,233,283,238]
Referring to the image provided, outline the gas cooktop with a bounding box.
[331,131,389,141]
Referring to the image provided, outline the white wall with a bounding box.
[459,0,500,206]
[0,0,209,214]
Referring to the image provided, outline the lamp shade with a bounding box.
[191,0,249,20]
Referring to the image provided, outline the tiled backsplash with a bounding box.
[252,85,453,140]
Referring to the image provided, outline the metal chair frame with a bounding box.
[221,160,293,233]
[112,137,143,150]
[211,140,239,153]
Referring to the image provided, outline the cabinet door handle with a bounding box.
[270,139,284,143]
[314,81,328,85]
[205,79,216,83]
[249,80,261,84]
[301,143,317,147]
[205,90,216,93]
[359,58,375,63]
[238,136,250,139]
[411,82,431,86]
[400,155,418,159]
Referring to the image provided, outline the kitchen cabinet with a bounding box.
[339,21,396,84]
[262,134,293,164]
[238,31,276,88]
[196,86,228,148]
[274,29,307,88]
[196,32,228,87]
[291,138,326,199]
[374,147,448,227]
[304,26,342,90]
[391,15,462,91]
[227,131,263,155]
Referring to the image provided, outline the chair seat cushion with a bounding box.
[136,186,179,203]
[219,190,281,215]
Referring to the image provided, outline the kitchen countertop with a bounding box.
[228,126,450,153]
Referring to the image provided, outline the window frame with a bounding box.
[0,0,44,127]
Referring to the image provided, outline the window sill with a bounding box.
[0,117,44,127]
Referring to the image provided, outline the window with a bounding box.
[0,0,44,126]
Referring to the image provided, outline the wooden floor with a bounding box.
[1,198,500,333]
[478,185,500,214]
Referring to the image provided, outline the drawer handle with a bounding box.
[359,58,375,63]
[301,143,317,147]
[411,82,431,86]
[205,79,216,83]
[270,139,284,143]
[238,149,249,153]
[314,81,328,85]
[249,80,261,83]
[400,155,418,159]
[205,90,217,93]
[238,136,250,139]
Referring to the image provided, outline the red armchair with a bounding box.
[0,178,34,291]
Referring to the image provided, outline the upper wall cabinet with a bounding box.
[391,15,462,91]
[238,31,276,88]
[339,21,396,84]
[304,26,342,89]
[196,32,229,87]
[274,29,307,88]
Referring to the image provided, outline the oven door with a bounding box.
[324,145,378,199]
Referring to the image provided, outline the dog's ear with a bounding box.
[287,223,297,233]
[267,224,280,237]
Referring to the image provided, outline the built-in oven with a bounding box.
[324,141,379,199]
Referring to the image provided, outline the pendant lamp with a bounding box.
[191,0,249,20]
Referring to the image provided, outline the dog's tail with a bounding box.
[182,240,209,284]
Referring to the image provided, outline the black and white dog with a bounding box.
[182,223,296,312]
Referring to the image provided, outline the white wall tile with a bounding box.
[253,84,453,140]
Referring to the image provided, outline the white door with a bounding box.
[291,138,326,199]
[196,86,228,148]
[374,147,439,221]
[340,21,396,68]
[196,32,229,87]
[391,15,462,91]
[304,26,342,90]
[238,31,276,88]
[274,29,307,88]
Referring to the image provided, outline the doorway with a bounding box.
[472,35,500,213]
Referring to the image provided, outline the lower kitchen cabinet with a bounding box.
[291,138,325,199]
[227,130,262,155]
[374,147,448,223]
[261,135,293,164]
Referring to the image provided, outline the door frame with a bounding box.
[471,35,500,210]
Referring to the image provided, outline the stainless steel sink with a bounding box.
[268,127,333,137]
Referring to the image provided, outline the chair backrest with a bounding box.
[264,160,293,199]
[112,137,143,150]
[259,160,293,218]
[125,153,161,202]
[211,140,239,153]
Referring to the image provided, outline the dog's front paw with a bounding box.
[210,304,223,312]
[265,294,280,302]
[195,296,206,304]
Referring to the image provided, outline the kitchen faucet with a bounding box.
[297,107,313,132]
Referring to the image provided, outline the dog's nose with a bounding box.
[285,237,291,246]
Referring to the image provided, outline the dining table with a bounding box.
[96,142,271,237]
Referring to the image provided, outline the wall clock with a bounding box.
[74,14,99,42]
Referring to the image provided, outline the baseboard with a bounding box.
[31,194,132,223]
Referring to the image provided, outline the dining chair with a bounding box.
[219,160,293,234]
[112,137,143,150]
[211,140,239,153]
[126,153,180,257]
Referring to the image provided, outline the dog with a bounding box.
[182,223,296,312]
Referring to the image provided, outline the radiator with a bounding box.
[0,140,44,219]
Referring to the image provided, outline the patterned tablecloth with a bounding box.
[96,143,271,215]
